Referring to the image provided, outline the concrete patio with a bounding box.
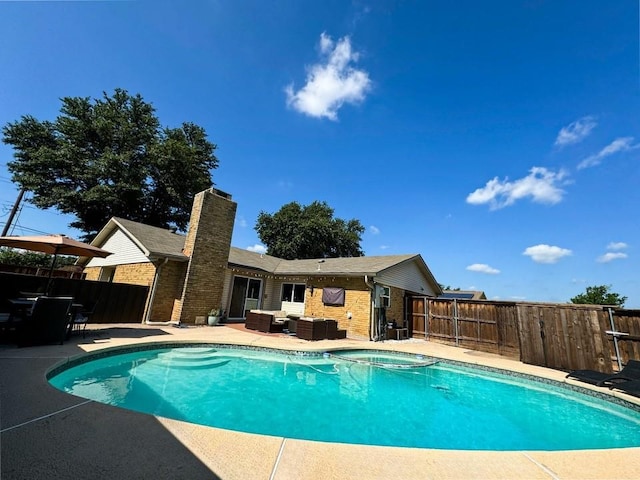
[1,323,639,479]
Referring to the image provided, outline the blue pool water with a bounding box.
[49,346,640,451]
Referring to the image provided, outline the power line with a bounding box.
[9,223,51,235]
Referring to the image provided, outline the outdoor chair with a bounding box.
[16,296,73,347]
[245,310,286,333]
[72,299,98,338]
[565,359,640,387]
[609,379,640,398]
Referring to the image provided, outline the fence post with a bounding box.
[424,297,429,340]
[453,299,459,346]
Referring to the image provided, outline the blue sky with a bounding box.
[1,1,639,306]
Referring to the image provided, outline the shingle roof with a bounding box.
[227,250,419,276]
[105,217,187,260]
[274,254,418,276]
[440,290,487,300]
[228,247,282,272]
[93,217,428,277]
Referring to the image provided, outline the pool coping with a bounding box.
[2,323,640,479]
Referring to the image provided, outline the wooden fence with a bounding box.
[1,272,148,324]
[408,296,640,373]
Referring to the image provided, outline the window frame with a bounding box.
[281,282,306,303]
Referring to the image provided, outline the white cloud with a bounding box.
[247,244,267,254]
[577,137,639,169]
[597,252,628,263]
[607,242,628,251]
[277,180,293,189]
[285,32,372,120]
[555,116,597,147]
[379,245,389,250]
[466,167,568,210]
[235,216,248,228]
[369,225,380,234]
[466,263,500,274]
[523,244,572,264]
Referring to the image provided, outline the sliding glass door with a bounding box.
[228,276,262,319]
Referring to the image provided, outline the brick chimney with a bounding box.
[171,188,237,323]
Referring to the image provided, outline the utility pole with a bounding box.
[1,187,25,236]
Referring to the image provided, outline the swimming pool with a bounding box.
[49,345,640,451]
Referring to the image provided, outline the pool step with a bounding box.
[150,348,228,369]
[158,347,218,361]
[150,356,230,370]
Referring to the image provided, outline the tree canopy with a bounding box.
[570,284,627,308]
[2,89,218,240]
[255,201,365,260]
[0,248,75,268]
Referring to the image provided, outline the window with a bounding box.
[378,286,390,308]
[281,283,305,303]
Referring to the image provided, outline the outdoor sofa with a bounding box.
[296,317,346,340]
[245,310,288,333]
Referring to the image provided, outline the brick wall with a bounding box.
[113,262,156,286]
[305,277,372,340]
[83,267,101,281]
[303,279,408,340]
[386,287,405,325]
[148,260,187,321]
[171,189,237,323]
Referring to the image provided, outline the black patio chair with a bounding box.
[72,299,98,338]
[16,296,73,347]
[609,379,640,398]
[565,359,640,387]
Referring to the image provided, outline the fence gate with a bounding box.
[407,296,428,338]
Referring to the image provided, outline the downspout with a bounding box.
[364,275,375,341]
[145,258,173,325]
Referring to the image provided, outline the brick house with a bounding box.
[81,188,442,340]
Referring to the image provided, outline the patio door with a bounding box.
[228,276,262,319]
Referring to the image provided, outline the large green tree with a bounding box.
[255,201,365,259]
[3,89,218,240]
[570,284,627,307]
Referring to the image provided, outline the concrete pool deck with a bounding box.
[1,323,639,480]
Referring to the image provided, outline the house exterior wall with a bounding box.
[171,189,237,323]
[261,277,282,311]
[377,260,438,296]
[305,276,372,340]
[385,286,405,325]
[112,262,156,286]
[221,268,233,315]
[83,267,101,281]
[85,229,148,267]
